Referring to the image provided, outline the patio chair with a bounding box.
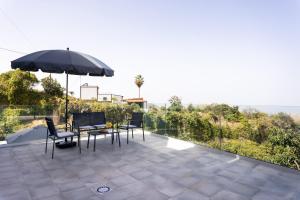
[119,112,145,144]
[45,117,81,159]
[72,112,106,131]
[72,113,94,131]
[91,112,106,129]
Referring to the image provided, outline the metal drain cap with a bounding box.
[97,186,111,193]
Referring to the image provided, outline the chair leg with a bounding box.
[78,135,81,154]
[132,129,134,138]
[45,130,48,154]
[52,138,55,159]
[94,135,96,152]
[142,127,145,141]
[127,129,129,144]
[87,133,90,148]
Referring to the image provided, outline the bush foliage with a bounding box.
[145,99,300,170]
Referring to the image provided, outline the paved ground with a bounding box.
[6,126,47,144]
[0,131,300,200]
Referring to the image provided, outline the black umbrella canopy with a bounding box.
[11,49,114,76]
[11,49,114,135]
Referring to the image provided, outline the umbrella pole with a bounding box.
[65,72,69,132]
[56,71,76,148]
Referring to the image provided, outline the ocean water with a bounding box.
[150,103,300,115]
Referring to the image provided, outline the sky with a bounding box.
[0,0,300,106]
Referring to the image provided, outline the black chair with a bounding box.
[45,117,81,159]
[119,112,145,144]
[72,113,94,131]
[72,112,106,131]
[91,112,106,129]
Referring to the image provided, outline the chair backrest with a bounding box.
[130,112,144,127]
[72,112,106,128]
[45,117,58,137]
[72,113,90,128]
[90,112,106,125]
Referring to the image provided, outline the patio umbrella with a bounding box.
[11,48,114,132]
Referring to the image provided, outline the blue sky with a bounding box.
[0,0,300,106]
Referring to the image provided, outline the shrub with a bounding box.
[209,139,270,161]
[204,104,242,122]
[270,146,299,169]
[0,108,21,137]
[144,112,156,130]
[184,112,213,141]
[165,111,184,131]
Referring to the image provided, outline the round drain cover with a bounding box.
[97,186,110,193]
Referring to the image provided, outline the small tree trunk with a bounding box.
[294,160,300,170]
[138,87,140,98]
[218,117,222,148]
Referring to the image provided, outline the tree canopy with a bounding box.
[169,96,183,111]
[41,76,64,99]
[0,70,40,105]
[0,70,64,106]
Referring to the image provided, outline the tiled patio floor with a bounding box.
[0,132,300,200]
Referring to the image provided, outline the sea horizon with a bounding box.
[150,103,300,115]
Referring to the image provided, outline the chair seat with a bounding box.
[119,125,137,129]
[94,124,106,129]
[57,131,77,138]
[79,125,95,130]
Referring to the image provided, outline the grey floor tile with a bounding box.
[119,164,141,174]
[1,192,32,200]
[39,195,65,200]
[130,169,153,179]
[110,174,138,187]
[175,175,201,187]
[192,181,222,197]
[224,181,259,197]
[252,191,287,200]
[58,179,85,192]
[236,175,266,187]
[61,187,94,200]
[29,184,60,200]
[170,189,209,200]
[211,190,250,200]
[127,189,169,200]
[141,174,168,187]
[156,181,186,197]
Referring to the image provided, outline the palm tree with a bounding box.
[135,75,144,98]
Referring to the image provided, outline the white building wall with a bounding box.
[80,87,98,100]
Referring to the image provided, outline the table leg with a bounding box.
[94,135,96,152]
[127,129,129,144]
[87,133,90,148]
